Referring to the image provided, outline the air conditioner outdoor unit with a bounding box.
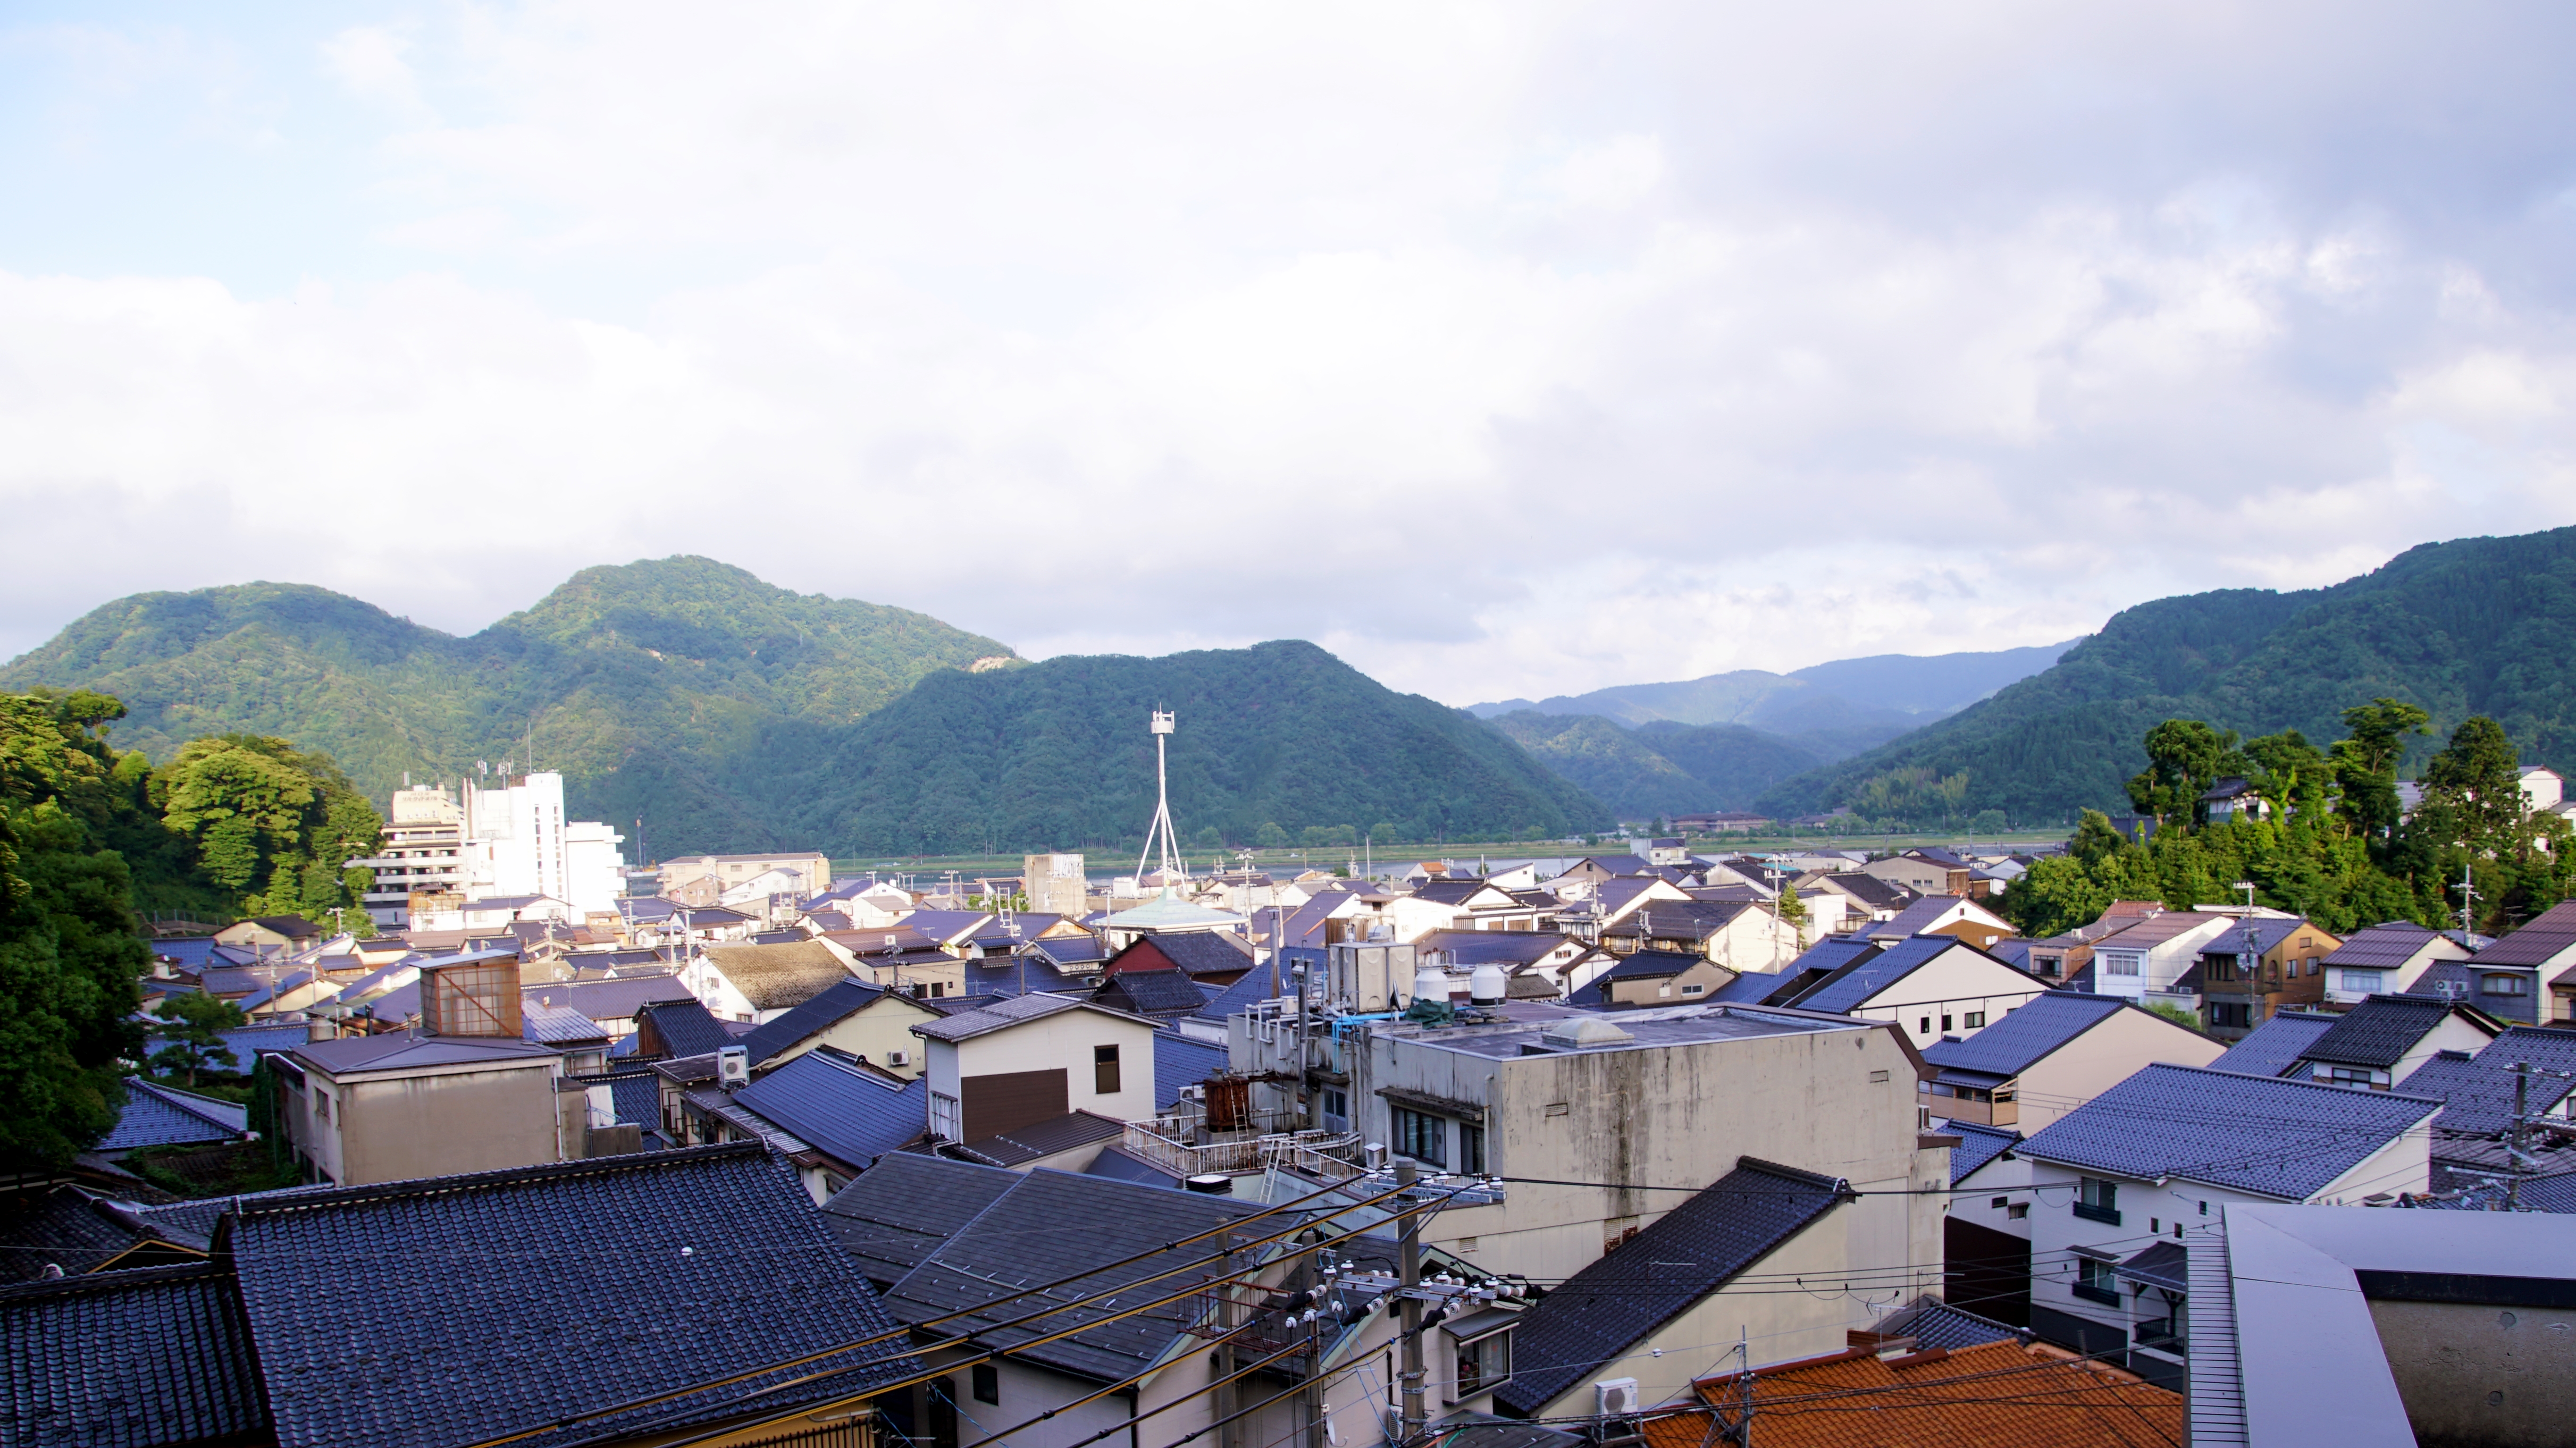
[716,1046,750,1085]
[1595,1378,1641,1418]
[884,1050,911,1067]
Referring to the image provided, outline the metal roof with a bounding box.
[951,1110,1127,1167]
[1100,889,1247,931]
[2017,1063,2443,1200]
[909,993,1152,1043]
[288,1033,557,1075]
[1919,992,2130,1078]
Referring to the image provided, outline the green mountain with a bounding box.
[1754,527,2576,824]
[0,558,1018,855]
[779,641,1614,855]
[1483,711,1820,820]
[1466,639,2078,731]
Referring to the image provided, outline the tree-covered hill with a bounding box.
[1754,526,2576,824]
[1483,711,1820,819]
[780,641,1615,856]
[0,558,1017,855]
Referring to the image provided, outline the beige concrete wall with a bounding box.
[2315,1121,2432,1205]
[2018,1007,2224,1133]
[2371,1297,2576,1445]
[333,1062,564,1185]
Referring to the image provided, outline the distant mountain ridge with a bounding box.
[1752,527,2576,823]
[1482,711,1820,819]
[1467,638,2079,731]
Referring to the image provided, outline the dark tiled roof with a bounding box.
[638,997,735,1058]
[1413,931,1580,966]
[1919,994,2129,1078]
[0,1187,204,1283]
[732,1052,927,1171]
[0,1262,264,1448]
[1121,931,1255,978]
[576,1071,665,1133]
[1870,1294,2019,1352]
[1599,949,1705,981]
[2195,917,2310,958]
[2395,1026,2576,1135]
[2473,901,2576,969]
[817,1153,1021,1288]
[1707,969,1804,1005]
[1154,1032,1232,1110]
[1816,872,1913,909]
[227,1143,919,1448]
[2017,1064,2443,1200]
[213,1023,311,1074]
[2296,995,2484,1069]
[1870,895,1976,937]
[1984,938,2034,971]
[1193,961,1291,1024]
[1083,1146,1184,1190]
[1092,969,1211,1016]
[2119,1240,2189,1293]
[1602,900,1756,941]
[2208,1012,2336,1077]
[1493,1158,1848,1416]
[738,979,894,1066]
[1941,1121,2023,1186]
[99,1080,248,1152]
[952,1110,1127,1168]
[2323,921,2451,970]
[1791,937,2011,1016]
[880,1164,1271,1385]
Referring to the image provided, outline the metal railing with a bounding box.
[1120,1121,1364,1180]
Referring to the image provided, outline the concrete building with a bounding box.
[1022,852,1089,916]
[658,851,834,904]
[347,780,469,927]
[910,995,1164,1144]
[370,772,628,921]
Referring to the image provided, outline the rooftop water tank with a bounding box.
[1410,963,1451,1008]
[1470,963,1508,1006]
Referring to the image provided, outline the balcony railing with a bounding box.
[2072,1281,2120,1307]
[2074,1201,2121,1226]
[2135,1318,2187,1356]
[1121,1121,1364,1180]
[1922,1089,2018,1128]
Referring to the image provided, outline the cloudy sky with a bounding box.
[4,3,2572,704]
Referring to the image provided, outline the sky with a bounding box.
[3,2,2574,705]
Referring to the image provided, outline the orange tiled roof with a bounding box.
[1638,1339,2183,1448]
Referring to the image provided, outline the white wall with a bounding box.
[1848,946,2048,1051]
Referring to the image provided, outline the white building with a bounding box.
[347,781,469,927]
[460,772,627,919]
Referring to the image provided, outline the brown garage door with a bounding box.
[961,1068,1069,1141]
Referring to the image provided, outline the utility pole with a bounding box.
[1294,963,1313,1132]
[1214,1231,1242,1448]
[2510,1064,2530,1214]
[2455,861,2479,938]
[1396,1160,1427,1447]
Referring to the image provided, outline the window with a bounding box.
[1392,1106,1446,1167]
[2321,1064,2383,1090]
[1992,1197,2009,1209]
[1679,983,1705,996]
[2337,968,2385,994]
[2008,1202,2029,1220]
[1094,1045,1122,1095]
[1919,1017,1932,1034]
[2483,974,2530,997]
[1459,1123,1487,1175]
[930,1091,962,1142]
[2208,1001,2252,1029]
[972,1363,999,1404]
[2075,1256,2119,1306]
[2076,1176,2121,1225]
[2102,952,2141,977]
[1940,1014,1954,1032]
[1452,1327,1513,1398]
[1962,1012,1986,1028]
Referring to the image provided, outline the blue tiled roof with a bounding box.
[1778,936,1879,977]
[577,1072,666,1135]
[1940,1121,2022,1185]
[1084,1146,1184,1190]
[100,1081,248,1152]
[213,1024,312,1075]
[2395,1026,2576,1136]
[2298,995,2479,1069]
[2018,1063,2443,1201]
[148,937,222,971]
[2196,917,2309,958]
[1154,1033,1231,1110]
[732,1053,927,1171]
[2209,1012,2336,1077]
[227,1144,919,1448]
[1919,994,2129,1078]
[737,979,890,1066]
[1872,1294,2019,1351]
[637,998,733,1058]
[1193,959,1291,1023]
[1494,1159,1848,1417]
[1791,936,1989,1015]
[1707,969,1802,1005]
[0,1263,265,1447]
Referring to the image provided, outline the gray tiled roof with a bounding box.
[818,1152,1021,1287]
[1084,1146,1185,1190]
[2017,1064,2443,1201]
[2473,901,2576,969]
[1940,1121,2023,1185]
[638,997,735,1057]
[1918,994,2129,1078]
[226,1143,919,1448]
[1791,936,2012,1016]
[1492,1158,1848,1416]
[911,993,1150,1042]
[2323,921,2450,970]
[1155,1032,1232,1110]
[2395,1026,2576,1136]
[1093,968,1211,1016]
[100,1080,248,1152]
[1118,930,1255,978]
[2195,917,2310,958]
[952,1110,1127,1168]
[1870,1294,2018,1351]
[738,979,892,1066]
[732,1052,927,1171]
[1870,895,1973,937]
[0,1262,264,1448]
[2297,995,2483,1069]
[2209,1012,2336,1077]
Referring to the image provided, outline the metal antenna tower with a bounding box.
[1135,710,1185,886]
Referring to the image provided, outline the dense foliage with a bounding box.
[784,641,1614,855]
[0,557,1017,856]
[1483,710,1822,818]
[2000,711,2576,940]
[1757,526,2576,822]
[0,691,150,1165]
[150,734,384,932]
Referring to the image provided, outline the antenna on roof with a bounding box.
[1135,710,1185,888]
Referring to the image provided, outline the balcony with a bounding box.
[2072,1281,2120,1307]
[2074,1201,2122,1226]
[1923,1087,2018,1128]
[2135,1318,2187,1356]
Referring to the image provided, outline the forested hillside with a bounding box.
[1,558,1017,855]
[1756,527,2576,824]
[1484,711,1820,818]
[783,641,1613,855]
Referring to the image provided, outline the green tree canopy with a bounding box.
[147,990,248,1087]
[2126,719,2246,826]
[149,735,383,932]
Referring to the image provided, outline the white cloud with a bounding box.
[4,1,2576,708]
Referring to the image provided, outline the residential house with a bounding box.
[1917,991,2225,1136]
[1413,929,1603,998]
[1936,1121,2034,1324]
[2186,1204,2576,1448]
[687,939,862,1022]
[2200,775,2269,821]
[276,1029,568,1186]
[212,915,322,956]
[1598,898,1804,975]
[2188,915,2342,1033]
[2085,910,2239,1013]
[1640,1328,2182,1448]
[2016,1063,2440,1383]
[713,1048,932,1197]
[1490,1159,1861,1419]
[2281,994,2501,1090]
[1763,935,2049,1052]
[911,995,1163,1143]
[2320,920,2476,1005]
[734,978,943,1075]
[1861,852,1967,897]
[96,1079,253,1160]
[658,849,834,900]
[631,996,740,1059]
[518,971,694,1043]
[1090,967,1213,1022]
[2021,898,2166,984]
[2390,1025,2576,1201]
[1860,895,2015,949]
[2208,1009,2339,1077]
[1101,930,1255,984]
[1388,878,1550,939]
[1097,888,1250,952]
[1792,870,1915,924]
[2404,956,2541,1024]
[1636,836,1694,866]
[2473,900,2576,1024]
[1568,949,1739,1008]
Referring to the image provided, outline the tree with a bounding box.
[147,991,247,1087]
[2242,729,2331,820]
[150,735,384,931]
[2420,716,2523,858]
[1968,809,2007,837]
[0,691,152,1167]
[1777,882,1807,929]
[2126,719,2246,826]
[1256,821,1288,849]
[2330,698,2429,845]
